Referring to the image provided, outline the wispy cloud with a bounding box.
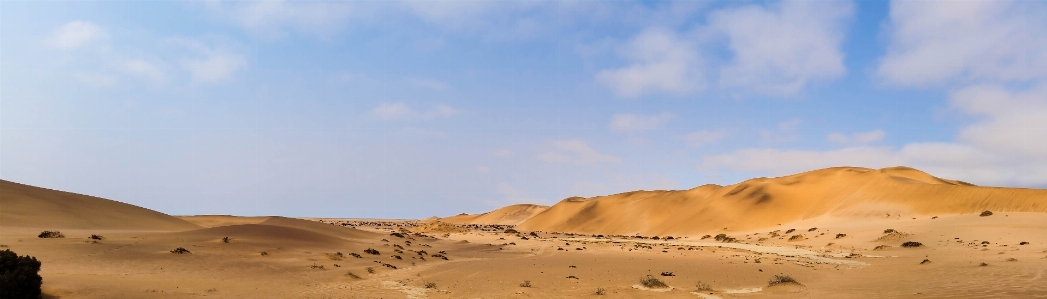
[48,21,107,50]
[370,103,458,120]
[610,112,674,133]
[538,140,620,164]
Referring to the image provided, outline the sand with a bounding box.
[2,166,1047,298]
[441,204,549,225]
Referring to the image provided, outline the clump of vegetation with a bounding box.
[788,235,805,241]
[0,249,42,299]
[349,252,362,258]
[980,210,993,217]
[382,263,397,269]
[529,232,539,237]
[504,229,519,234]
[424,281,436,289]
[519,280,532,287]
[346,271,361,279]
[170,247,191,254]
[390,232,406,238]
[979,262,989,267]
[713,234,736,243]
[1020,241,1030,245]
[835,233,846,239]
[639,275,669,289]
[566,275,579,279]
[364,248,380,255]
[431,254,448,260]
[260,252,268,256]
[221,237,230,243]
[660,271,675,277]
[366,267,375,274]
[920,259,931,264]
[392,255,402,260]
[1006,258,1018,262]
[700,235,712,240]
[883,229,896,234]
[89,234,105,240]
[37,231,64,238]
[310,264,325,270]
[901,241,923,248]
[808,227,818,232]
[785,229,796,234]
[594,287,606,295]
[767,275,802,287]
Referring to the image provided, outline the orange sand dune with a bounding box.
[442,204,549,225]
[178,215,273,228]
[515,166,1047,236]
[165,224,352,248]
[0,180,199,231]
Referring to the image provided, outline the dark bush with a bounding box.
[980,210,993,217]
[695,281,712,292]
[808,227,818,232]
[835,233,847,239]
[529,232,539,237]
[767,274,802,286]
[883,229,896,234]
[349,253,362,258]
[639,275,669,288]
[504,229,519,234]
[700,235,712,240]
[520,280,531,287]
[920,259,931,264]
[364,248,380,255]
[37,231,64,238]
[785,229,796,234]
[901,241,923,248]
[1020,241,1030,245]
[89,234,104,240]
[390,232,406,238]
[594,287,606,295]
[221,237,230,243]
[425,281,436,289]
[260,252,268,256]
[171,247,191,254]
[0,249,42,299]
[660,271,675,276]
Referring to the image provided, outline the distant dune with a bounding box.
[442,204,549,225]
[0,180,199,231]
[513,166,1047,235]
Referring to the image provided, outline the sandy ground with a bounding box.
[3,213,1046,298]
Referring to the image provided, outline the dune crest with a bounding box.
[442,204,549,225]
[0,180,199,231]
[512,166,1047,235]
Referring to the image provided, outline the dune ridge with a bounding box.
[513,166,1047,235]
[0,180,199,231]
[441,204,549,225]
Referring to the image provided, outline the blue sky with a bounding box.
[3,1,1046,218]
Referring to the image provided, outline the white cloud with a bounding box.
[610,112,674,133]
[827,129,886,145]
[407,77,450,90]
[708,0,852,95]
[760,119,802,143]
[370,103,458,120]
[684,130,728,147]
[878,1,1047,86]
[48,21,106,50]
[122,59,166,83]
[597,28,705,98]
[171,38,247,84]
[701,84,1047,186]
[538,140,620,164]
[213,1,357,38]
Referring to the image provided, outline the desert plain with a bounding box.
[2,166,1047,298]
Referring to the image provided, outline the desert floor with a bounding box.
[2,213,1046,299]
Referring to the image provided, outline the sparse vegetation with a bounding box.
[788,235,805,241]
[37,231,64,238]
[170,247,191,254]
[980,210,993,217]
[310,264,325,270]
[835,233,847,239]
[884,229,896,234]
[425,281,436,289]
[767,275,802,287]
[640,275,669,288]
[785,229,796,234]
[504,229,519,234]
[0,249,42,299]
[1006,258,1018,262]
[901,241,923,248]
[364,248,380,255]
[1020,241,1030,245]
[346,271,362,279]
[595,287,606,295]
[660,271,675,276]
[221,237,230,243]
[695,281,712,292]
[390,232,406,238]
[366,267,375,274]
[920,259,931,264]
[260,252,268,256]
[89,234,104,240]
[701,235,712,240]
[808,227,817,232]
[349,252,362,258]
[520,280,532,287]
[979,262,989,267]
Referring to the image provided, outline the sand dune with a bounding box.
[442,204,549,225]
[166,224,352,247]
[515,166,1047,236]
[178,215,273,228]
[0,180,199,231]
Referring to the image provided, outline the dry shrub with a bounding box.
[767,275,802,287]
[594,287,606,295]
[170,247,191,254]
[519,280,532,287]
[639,275,669,289]
[695,281,712,292]
[37,231,64,238]
[980,210,993,217]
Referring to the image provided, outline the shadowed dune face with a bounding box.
[514,167,1047,235]
[0,180,200,231]
[441,204,549,225]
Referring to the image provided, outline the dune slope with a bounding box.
[515,166,1047,235]
[442,204,549,225]
[0,180,199,231]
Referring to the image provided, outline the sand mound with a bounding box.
[257,216,380,239]
[0,180,199,231]
[442,204,549,225]
[168,224,349,247]
[514,166,1047,235]
[415,220,469,233]
[178,215,273,227]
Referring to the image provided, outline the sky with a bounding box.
[2,0,1047,218]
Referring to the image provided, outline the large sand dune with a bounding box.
[441,204,549,225]
[515,167,1047,235]
[0,180,199,231]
